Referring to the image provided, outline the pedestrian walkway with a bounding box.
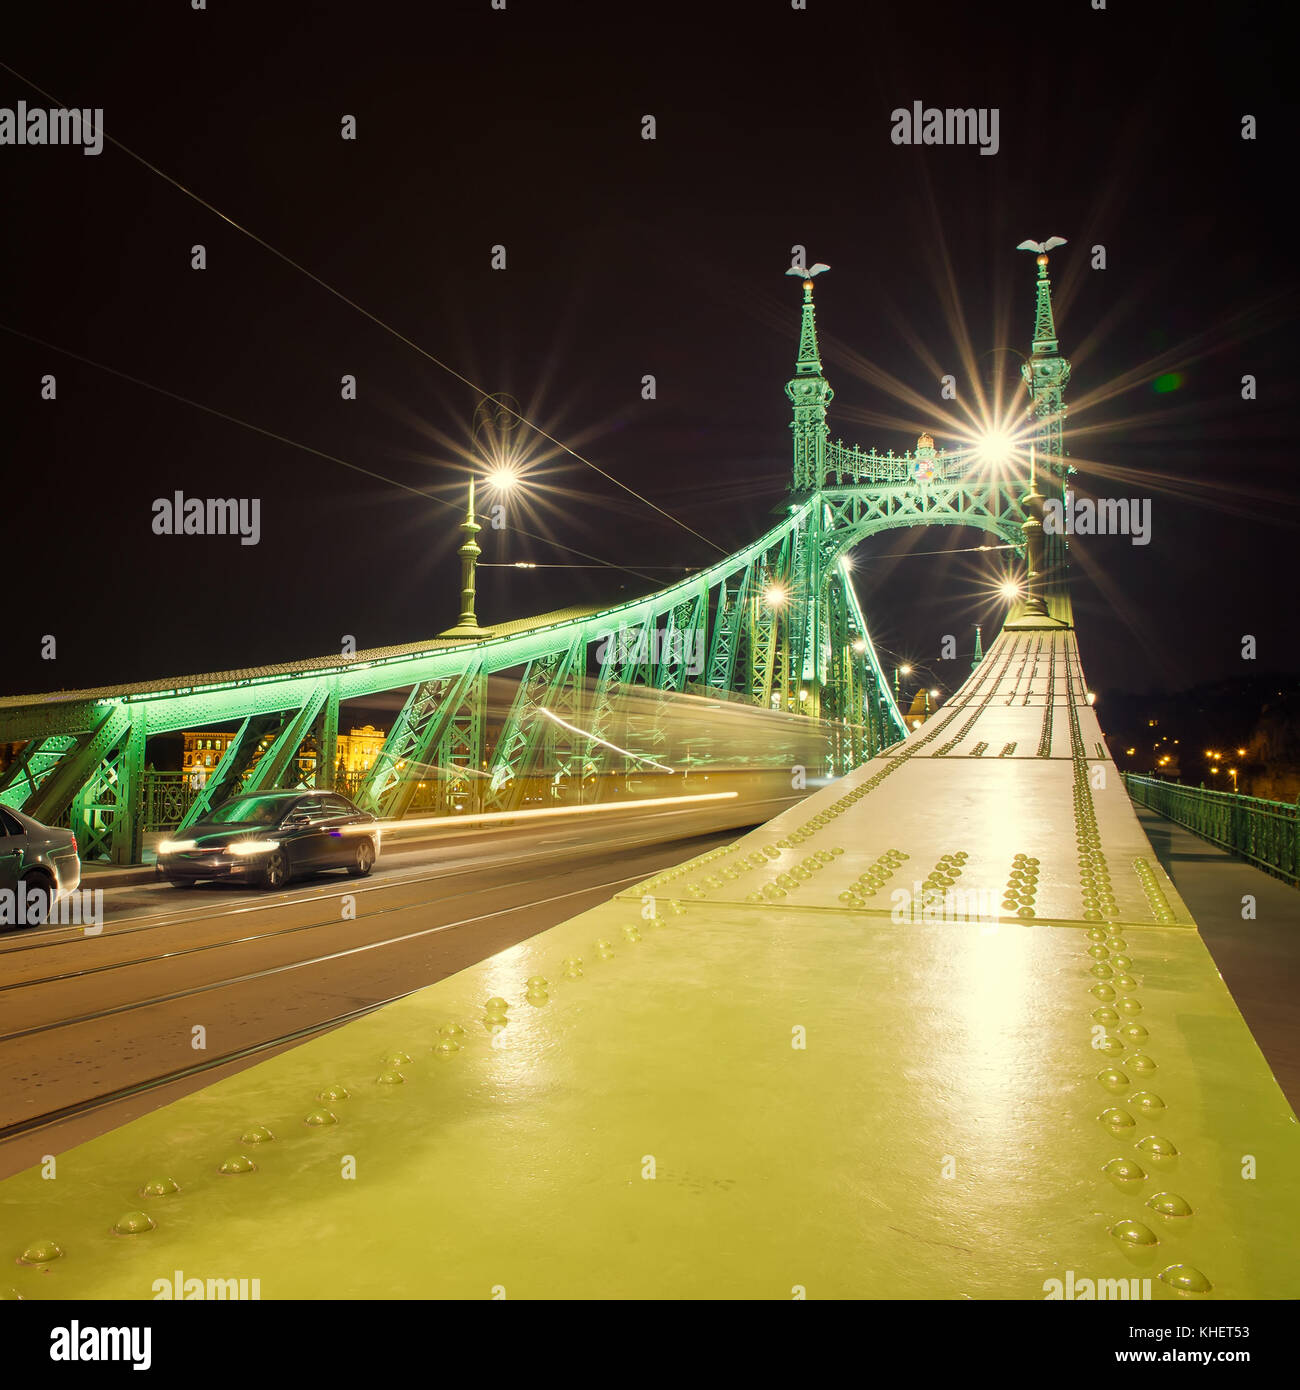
[1134,804,1300,1111]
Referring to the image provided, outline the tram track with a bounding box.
[0,868,647,1139]
[0,866,642,1033]
[0,797,798,958]
[0,811,761,1171]
[0,844,639,991]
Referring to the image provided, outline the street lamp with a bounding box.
[485,466,519,492]
[976,431,1016,467]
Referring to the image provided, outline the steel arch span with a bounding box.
[0,262,1063,862]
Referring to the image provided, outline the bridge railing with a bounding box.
[823,441,978,487]
[1124,774,1300,886]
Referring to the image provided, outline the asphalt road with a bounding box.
[0,796,798,1179]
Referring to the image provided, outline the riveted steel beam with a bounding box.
[358,662,484,820]
[24,705,132,828]
[0,735,78,811]
[241,685,330,793]
[177,715,282,831]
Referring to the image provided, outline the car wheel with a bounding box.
[20,872,55,926]
[261,850,289,890]
[165,875,190,888]
[347,838,375,878]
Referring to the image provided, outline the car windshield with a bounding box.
[208,796,293,826]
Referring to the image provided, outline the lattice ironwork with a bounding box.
[0,258,1074,858]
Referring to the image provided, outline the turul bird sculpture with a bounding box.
[786,262,830,277]
[1016,237,1066,254]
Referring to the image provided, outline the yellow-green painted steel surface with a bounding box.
[2,627,1297,1299]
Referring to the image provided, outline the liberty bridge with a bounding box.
[0,248,1296,1303]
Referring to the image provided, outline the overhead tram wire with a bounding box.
[0,61,727,560]
[0,322,661,585]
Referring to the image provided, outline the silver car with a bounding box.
[0,805,82,927]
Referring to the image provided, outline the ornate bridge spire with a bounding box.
[1031,252,1061,356]
[1017,240,1072,615]
[786,271,834,492]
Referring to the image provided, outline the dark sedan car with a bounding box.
[0,805,81,925]
[155,790,380,890]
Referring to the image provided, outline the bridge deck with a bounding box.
[2,626,1296,1299]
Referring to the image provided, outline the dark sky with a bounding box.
[2,0,1294,705]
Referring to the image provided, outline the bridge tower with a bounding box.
[1020,249,1072,612]
[786,277,833,493]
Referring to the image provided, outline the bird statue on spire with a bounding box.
[786,261,830,278]
[1016,237,1066,254]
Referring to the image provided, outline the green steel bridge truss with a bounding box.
[0,259,1070,862]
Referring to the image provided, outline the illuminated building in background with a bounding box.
[181,725,389,788]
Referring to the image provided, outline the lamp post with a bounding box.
[894,663,911,703]
[456,477,482,629]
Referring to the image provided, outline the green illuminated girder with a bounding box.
[824,577,855,771]
[316,685,340,792]
[820,480,1026,551]
[785,518,813,714]
[24,705,132,829]
[69,718,146,865]
[0,735,77,810]
[582,618,649,784]
[437,667,486,814]
[178,715,281,830]
[242,685,330,793]
[0,492,932,854]
[750,538,791,711]
[659,595,704,695]
[485,637,587,813]
[357,662,484,820]
[706,565,752,694]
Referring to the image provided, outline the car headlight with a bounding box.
[158,839,197,854]
[225,839,280,856]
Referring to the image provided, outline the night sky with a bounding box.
[2,0,1293,708]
